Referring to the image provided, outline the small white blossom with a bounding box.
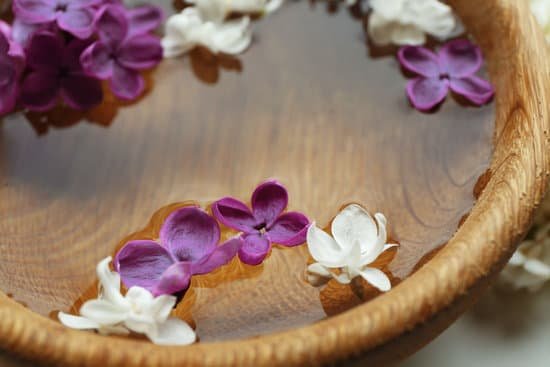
[366,0,463,46]
[306,204,397,292]
[162,7,252,57]
[531,0,550,43]
[58,257,196,346]
[189,0,284,21]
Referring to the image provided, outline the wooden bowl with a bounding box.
[0,0,548,365]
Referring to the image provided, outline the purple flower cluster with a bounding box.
[115,180,310,296]
[0,0,164,115]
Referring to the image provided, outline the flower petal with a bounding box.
[80,41,115,79]
[95,5,129,47]
[147,318,196,346]
[406,77,449,111]
[110,63,144,100]
[26,31,63,71]
[154,262,192,296]
[58,312,101,330]
[95,257,125,305]
[267,212,309,246]
[191,237,242,274]
[211,197,256,233]
[11,18,45,46]
[251,180,288,227]
[449,76,494,105]
[160,206,221,263]
[238,233,271,265]
[306,222,350,268]
[12,0,56,24]
[117,34,163,71]
[332,204,378,255]
[439,39,483,78]
[0,83,18,116]
[114,240,175,292]
[359,267,392,292]
[150,295,178,322]
[360,213,391,265]
[80,299,128,325]
[20,71,59,112]
[211,16,252,55]
[60,73,103,110]
[397,46,441,78]
[306,262,332,287]
[127,5,164,37]
[57,7,95,39]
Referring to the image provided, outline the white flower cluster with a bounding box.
[59,257,196,345]
[162,0,283,57]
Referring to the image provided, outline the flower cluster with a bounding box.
[115,180,309,296]
[0,0,163,116]
[306,204,397,292]
[162,0,283,58]
[397,39,494,111]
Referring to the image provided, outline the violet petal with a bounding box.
[267,212,309,247]
[160,206,221,263]
[449,76,494,105]
[251,180,288,227]
[117,34,163,71]
[60,73,103,110]
[211,197,256,233]
[238,233,271,265]
[114,239,175,292]
[63,39,92,72]
[127,5,164,37]
[57,7,95,39]
[11,17,47,47]
[80,41,115,80]
[26,31,63,71]
[95,5,129,48]
[191,237,242,275]
[154,262,192,296]
[20,71,59,111]
[110,63,144,100]
[69,0,103,8]
[0,83,18,116]
[13,0,56,24]
[439,39,483,79]
[406,77,449,112]
[397,46,441,78]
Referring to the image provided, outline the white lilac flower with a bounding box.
[531,0,550,43]
[58,257,196,346]
[306,204,397,291]
[161,7,252,57]
[189,0,284,20]
[366,0,463,46]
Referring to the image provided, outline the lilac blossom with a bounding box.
[0,21,25,116]
[80,4,163,100]
[19,31,103,111]
[13,0,102,39]
[212,180,310,265]
[115,206,242,296]
[397,39,494,112]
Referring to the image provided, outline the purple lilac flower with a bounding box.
[115,206,243,296]
[20,31,103,111]
[13,0,102,39]
[212,180,310,265]
[80,4,163,101]
[0,21,25,116]
[397,39,494,112]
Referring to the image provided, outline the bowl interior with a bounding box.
[0,1,494,342]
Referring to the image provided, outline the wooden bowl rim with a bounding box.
[0,0,548,365]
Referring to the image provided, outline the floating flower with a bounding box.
[59,257,196,345]
[212,180,309,265]
[0,21,25,116]
[397,39,494,112]
[306,204,397,291]
[115,206,242,296]
[80,4,163,100]
[366,0,462,46]
[162,7,252,57]
[20,31,103,111]
[531,0,550,43]
[13,0,101,39]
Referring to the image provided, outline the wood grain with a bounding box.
[0,0,546,365]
